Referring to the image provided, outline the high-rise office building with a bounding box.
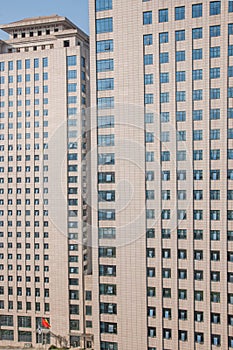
[89,0,233,349]
[0,15,91,348]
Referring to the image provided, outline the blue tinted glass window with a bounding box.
[97,39,113,53]
[34,59,39,68]
[229,87,233,98]
[97,59,114,72]
[144,54,153,65]
[176,71,186,82]
[97,78,114,91]
[210,46,220,58]
[145,74,154,85]
[192,69,203,80]
[210,109,220,120]
[229,24,233,35]
[193,110,203,121]
[210,25,221,37]
[144,34,153,45]
[193,90,203,101]
[229,1,233,12]
[160,52,169,63]
[160,73,169,83]
[176,51,185,62]
[145,93,154,104]
[229,46,233,56]
[25,59,30,69]
[43,57,48,67]
[176,91,186,102]
[159,32,168,43]
[210,67,220,79]
[160,92,169,103]
[176,30,185,41]
[192,28,203,39]
[229,66,233,77]
[17,60,22,70]
[192,4,202,18]
[210,1,221,15]
[211,88,221,99]
[8,61,13,71]
[96,18,113,34]
[143,11,152,25]
[67,56,77,66]
[97,97,114,109]
[96,0,112,11]
[192,48,203,60]
[67,70,77,79]
[159,9,168,23]
[175,6,185,20]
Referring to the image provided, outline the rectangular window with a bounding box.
[193,69,203,80]
[176,111,186,122]
[160,52,169,64]
[176,71,186,82]
[160,72,169,83]
[159,32,168,43]
[176,91,186,102]
[143,11,152,25]
[192,48,202,60]
[97,78,114,91]
[145,93,154,104]
[144,34,153,45]
[210,109,220,120]
[145,74,154,84]
[193,89,203,101]
[159,9,168,23]
[230,1,233,12]
[176,51,185,62]
[160,92,169,103]
[175,30,185,41]
[210,25,221,37]
[97,39,113,53]
[192,27,203,39]
[144,54,153,65]
[96,0,112,11]
[210,67,220,79]
[210,1,221,15]
[210,46,220,58]
[192,4,203,18]
[96,18,113,34]
[175,6,185,20]
[193,110,203,121]
[67,56,77,66]
[97,97,114,109]
[210,88,220,99]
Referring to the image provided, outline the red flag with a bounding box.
[42,318,51,329]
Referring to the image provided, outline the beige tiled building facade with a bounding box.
[0,15,91,348]
[2,0,233,349]
[89,0,233,349]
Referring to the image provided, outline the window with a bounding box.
[176,71,186,82]
[210,46,220,58]
[160,92,169,103]
[96,18,113,33]
[192,3,203,18]
[96,0,112,11]
[160,52,169,64]
[159,9,168,23]
[192,27,203,39]
[210,67,220,79]
[193,69,203,81]
[176,91,186,102]
[210,129,220,140]
[210,88,220,99]
[210,149,220,160]
[193,90,203,101]
[161,112,170,122]
[176,51,185,62]
[229,45,233,56]
[159,32,168,43]
[143,11,152,25]
[97,97,114,109]
[144,34,153,46]
[175,30,185,41]
[176,111,186,121]
[210,25,221,37]
[97,39,113,53]
[210,1,221,15]
[175,6,185,20]
[97,78,114,91]
[144,54,153,65]
[160,72,169,83]
[193,130,203,141]
[192,48,202,60]
[230,1,233,12]
[145,74,154,85]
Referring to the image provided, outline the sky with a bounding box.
[0,0,89,39]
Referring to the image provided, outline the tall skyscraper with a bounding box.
[89,0,233,349]
[0,15,91,348]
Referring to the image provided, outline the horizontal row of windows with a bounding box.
[144,46,233,65]
[145,150,233,162]
[147,228,233,241]
[145,67,233,84]
[146,209,233,221]
[0,73,48,84]
[0,58,48,71]
[142,2,233,24]
[146,190,233,201]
